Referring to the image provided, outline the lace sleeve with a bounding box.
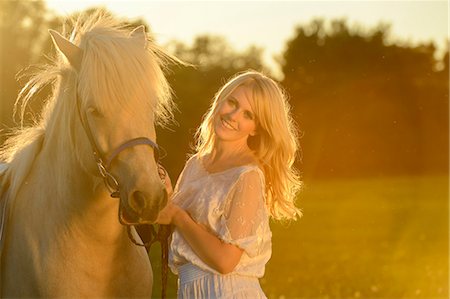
[218,168,267,257]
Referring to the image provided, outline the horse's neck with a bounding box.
[5,141,152,298]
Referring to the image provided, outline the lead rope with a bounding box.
[127,224,172,299]
[159,225,172,299]
[125,164,172,299]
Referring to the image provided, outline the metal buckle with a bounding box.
[104,171,120,194]
[97,161,120,195]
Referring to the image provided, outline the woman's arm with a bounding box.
[157,203,244,274]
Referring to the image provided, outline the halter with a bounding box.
[76,91,171,298]
[75,94,160,197]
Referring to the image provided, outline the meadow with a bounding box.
[150,175,448,298]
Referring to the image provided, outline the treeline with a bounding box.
[281,20,449,179]
[0,2,448,180]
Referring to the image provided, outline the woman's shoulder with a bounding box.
[235,153,264,180]
[175,153,203,184]
[182,153,202,169]
[236,164,265,187]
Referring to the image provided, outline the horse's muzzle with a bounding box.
[119,187,167,225]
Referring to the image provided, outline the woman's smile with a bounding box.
[221,117,237,131]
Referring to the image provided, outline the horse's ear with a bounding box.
[130,25,148,48]
[49,29,83,70]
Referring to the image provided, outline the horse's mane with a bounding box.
[0,9,176,199]
[73,10,176,124]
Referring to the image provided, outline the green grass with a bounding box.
[150,175,449,298]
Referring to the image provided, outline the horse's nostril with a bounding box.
[130,191,147,211]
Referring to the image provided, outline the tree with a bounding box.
[0,1,63,131]
[281,19,448,179]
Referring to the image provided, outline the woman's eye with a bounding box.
[244,111,254,120]
[227,99,236,106]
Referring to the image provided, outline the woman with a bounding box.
[157,70,302,298]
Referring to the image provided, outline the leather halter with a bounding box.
[75,93,160,198]
[75,91,171,299]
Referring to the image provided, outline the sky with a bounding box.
[45,0,449,78]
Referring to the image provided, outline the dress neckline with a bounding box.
[197,154,258,176]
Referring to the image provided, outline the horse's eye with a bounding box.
[87,106,103,118]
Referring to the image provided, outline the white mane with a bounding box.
[0,10,176,200]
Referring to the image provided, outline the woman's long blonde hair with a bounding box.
[196,71,302,220]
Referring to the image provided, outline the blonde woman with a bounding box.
[157,70,302,298]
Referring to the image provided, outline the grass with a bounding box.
[150,175,448,298]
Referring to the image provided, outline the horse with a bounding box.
[0,11,176,298]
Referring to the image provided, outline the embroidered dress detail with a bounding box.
[169,154,271,298]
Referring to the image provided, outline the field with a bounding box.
[150,175,448,298]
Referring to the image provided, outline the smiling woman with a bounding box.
[154,70,302,298]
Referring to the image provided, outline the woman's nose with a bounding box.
[228,108,240,121]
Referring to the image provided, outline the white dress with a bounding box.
[169,154,272,299]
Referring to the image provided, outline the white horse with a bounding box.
[0,11,175,298]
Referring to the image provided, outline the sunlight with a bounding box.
[46,0,110,14]
[2,1,448,298]
[44,0,448,79]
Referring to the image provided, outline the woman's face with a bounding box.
[214,86,257,143]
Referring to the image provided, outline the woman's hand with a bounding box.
[156,202,182,225]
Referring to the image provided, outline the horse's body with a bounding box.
[2,153,152,297]
[0,11,175,297]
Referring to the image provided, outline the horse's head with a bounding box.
[49,17,174,224]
